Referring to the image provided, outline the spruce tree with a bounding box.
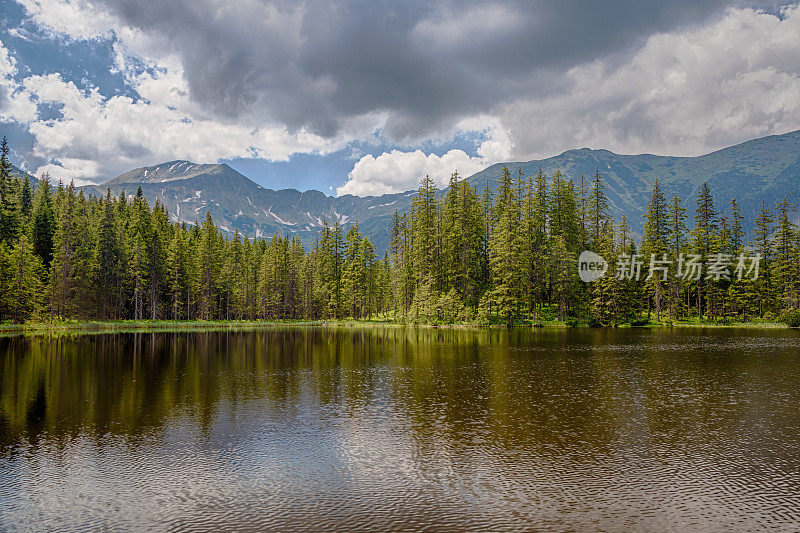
[5,234,44,323]
[31,176,55,267]
[752,200,774,317]
[692,183,718,317]
[642,180,669,320]
[20,176,33,224]
[487,166,522,325]
[588,170,610,248]
[667,195,688,319]
[0,136,20,244]
[773,195,798,310]
[95,190,122,318]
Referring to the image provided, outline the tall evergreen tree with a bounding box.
[0,135,19,244]
[642,180,669,320]
[486,166,523,325]
[752,200,775,317]
[31,176,55,267]
[95,190,122,318]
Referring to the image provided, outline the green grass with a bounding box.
[0,318,327,336]
[0,313,792,337]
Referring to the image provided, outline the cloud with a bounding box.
[337,149,481,196]
[6,0,800,194]
[16,71,354,181]
[0,38,38,124]
[0,43,11,113]
[337,118,512,195]
[0,41,16,78]
[15,0,747,141]
[14,0,117,41]
[499,5,800,159]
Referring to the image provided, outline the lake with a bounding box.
[1,327,800,531]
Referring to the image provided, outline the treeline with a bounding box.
[388,166,799,325]
[0,137,391,323]
[0,135,798,325]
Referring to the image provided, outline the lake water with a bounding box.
[1,327,800,531]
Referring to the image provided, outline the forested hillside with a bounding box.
[1,135,798,326]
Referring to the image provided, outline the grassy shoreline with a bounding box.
[0,317,793,336]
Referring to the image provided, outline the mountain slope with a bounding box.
[80,129,800,251]
[467,129,800,232]
[83,161,413,249]
[9,164,37,185]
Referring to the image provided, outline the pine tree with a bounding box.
[442,172,462,293]
[667,195,688,319]
[4,234,44,323]
[642,180,669,320]
[692,183,718,317]
[411,174,439,291]
[31,176,55,267]
[550,235,574,322]
[342,223,365,318]
[486,166,523,325]
[147,200,169,319]
[591,221,622,325]
[752,200,774,317]
[95,190,122,318]
[0,136,20,244]
[20,176,33,224]
[588,170,610,248]
[195,211,220,320]
[167,227,190,319]
[773,195,798,310]
[728,198,745,252]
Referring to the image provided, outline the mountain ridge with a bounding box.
[467,128,800,229]
[80,161,413,249]
[62,128,800,250]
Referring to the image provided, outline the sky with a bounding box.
[0,1,799,196]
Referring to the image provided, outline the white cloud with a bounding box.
[7,0,800,195]
[336,119,512,196]
[0,39,38,124]
[17,72,353,181]
[14,0,118,41]
[336,149,477,196]
[499,5,800,159]
[0,41,15,78]
[6,0,390,182]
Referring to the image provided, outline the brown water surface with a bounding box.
[1,327,799,531]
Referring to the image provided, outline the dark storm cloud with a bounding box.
[87,0,755,140]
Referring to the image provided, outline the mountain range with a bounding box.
[43,128,800,250]
[81,161,413,250]
[467,129,800,230]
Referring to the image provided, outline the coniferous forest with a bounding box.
[0,136,798,326]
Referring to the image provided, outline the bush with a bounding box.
[779,310,800,328]
[630,317,650,327]
[566,317,579,327]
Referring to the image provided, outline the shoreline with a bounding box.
[0,318,793,336]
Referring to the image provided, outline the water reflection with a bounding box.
[1,327,800,531]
